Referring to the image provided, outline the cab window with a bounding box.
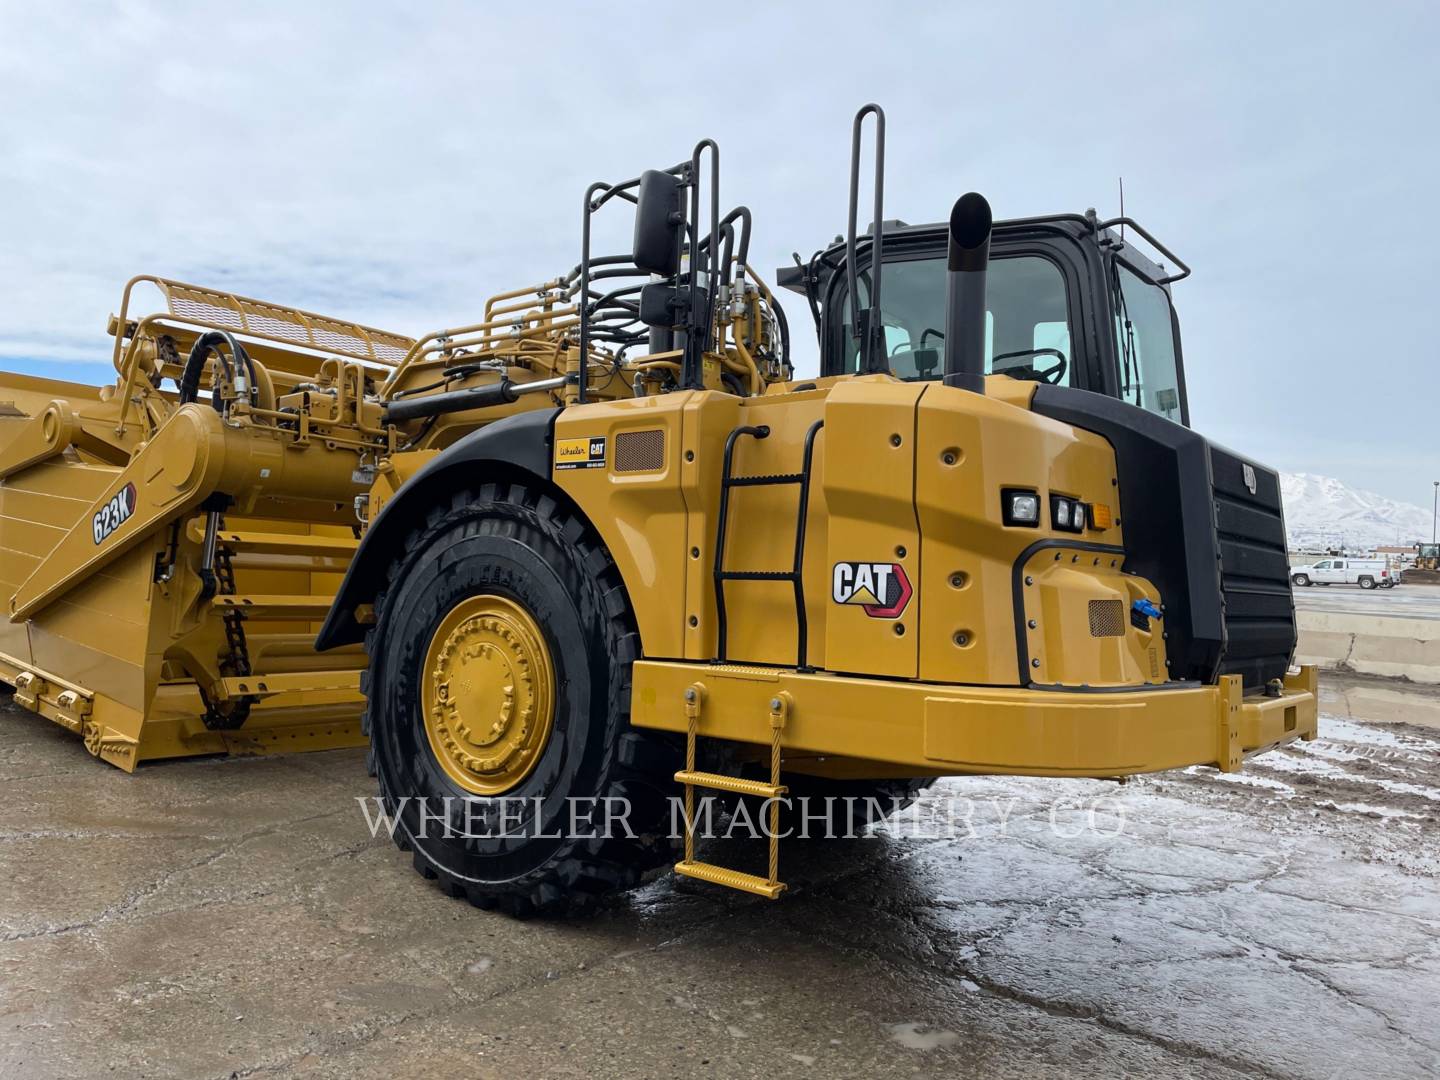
[839,254,1073,385]
[1112,261,1183,421]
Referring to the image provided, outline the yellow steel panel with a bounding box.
[821,377,923,678]
[703,392,828,667]
[554,394,694,659]
[216,670,362,698]
[914,381,1134,686]
[678,391,741,660]
[1019,546,1167,688]
[631,659,1320,778]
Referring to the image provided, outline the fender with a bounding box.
[315,408,557,650]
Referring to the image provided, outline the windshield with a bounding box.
[839,255,1072,385]
[1112,261,1183,422]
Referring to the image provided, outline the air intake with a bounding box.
[614,429,666,473]
[1088,600,1125,638]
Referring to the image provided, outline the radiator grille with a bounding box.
[1088,599,1125,637]
[1209,446,1295,687]
[614,429,665,473]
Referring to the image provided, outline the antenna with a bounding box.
[1118,177,1125,242]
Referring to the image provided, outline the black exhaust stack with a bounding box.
[942,192,993,393]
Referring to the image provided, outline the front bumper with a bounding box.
[630,661,1318,777]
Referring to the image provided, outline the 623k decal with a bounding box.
[92,482,137,545]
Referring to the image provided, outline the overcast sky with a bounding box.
[1,2,1436,507]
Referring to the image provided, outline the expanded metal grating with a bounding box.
[162,282,413,364]
[614,429,666,473]
[1088,599,1125,638]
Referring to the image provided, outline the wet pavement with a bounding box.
[2,673,1437,1079]
[1295,582,1440,621]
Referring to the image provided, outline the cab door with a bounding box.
[1322,559,1346,584]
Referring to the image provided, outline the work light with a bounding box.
[1050,494,1085,533]
[1003,490,1041,526]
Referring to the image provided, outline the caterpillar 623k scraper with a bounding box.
[0,106,1316,914]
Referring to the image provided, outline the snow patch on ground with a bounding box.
[1318,800,1426,820]
[1183,766,1295,794]
[1317,714,1440,752]
[1244,717,1440,803]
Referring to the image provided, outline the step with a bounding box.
[716,570,796,582]
[674,770,787,799]
[213,529,358,559]
[724,472,805,488]
[215,670,363,699]
[212,594,336,618]
[674,860,786,900]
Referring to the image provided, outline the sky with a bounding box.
[1,1,1436,507]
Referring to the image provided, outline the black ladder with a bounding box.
[712,419,825,670]
[673,419,824,900]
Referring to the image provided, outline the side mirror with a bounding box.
[633,170,683,277]
[638,282,683,327]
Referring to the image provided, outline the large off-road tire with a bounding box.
[362,480,681,917]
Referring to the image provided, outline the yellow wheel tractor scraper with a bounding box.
[0,106,1316,913]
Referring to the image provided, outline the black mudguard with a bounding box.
[314,408,557,651]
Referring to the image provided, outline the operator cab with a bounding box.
[778,213,1192,426]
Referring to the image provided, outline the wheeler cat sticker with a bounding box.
[554,436,607,471]
[831,561,912,618]
[92,482,137,545]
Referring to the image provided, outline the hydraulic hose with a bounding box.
[178,330,257,410]
[382,375,568,425]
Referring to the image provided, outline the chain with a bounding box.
[199,512,257,731]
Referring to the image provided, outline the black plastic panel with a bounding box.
[1032,387,1299,689]
[1208,442,1296,687]
[1032,385,1226,684]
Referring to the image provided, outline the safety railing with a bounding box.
[109,275,418,435]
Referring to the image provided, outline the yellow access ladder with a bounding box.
[672,418,824,897]
[673,684,790,899]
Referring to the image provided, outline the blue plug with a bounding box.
[1133,598,1163,620]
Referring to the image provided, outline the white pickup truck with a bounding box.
[1289,558,1398,590]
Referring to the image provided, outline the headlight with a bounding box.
[1002,489,1041,527]
[1050,494,1085,533]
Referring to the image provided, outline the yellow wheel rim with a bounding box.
[420,594,556,796]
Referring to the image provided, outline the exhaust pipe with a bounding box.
[942,192,993,393]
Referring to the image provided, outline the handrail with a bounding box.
[378,299,583,397]
[110,275,414,376]
[1096,217,1192,284]
[109,275,418,435]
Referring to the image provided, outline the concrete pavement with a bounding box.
[2,674,1438,1079]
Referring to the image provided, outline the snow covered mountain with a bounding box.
[1280,473,1434,552]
